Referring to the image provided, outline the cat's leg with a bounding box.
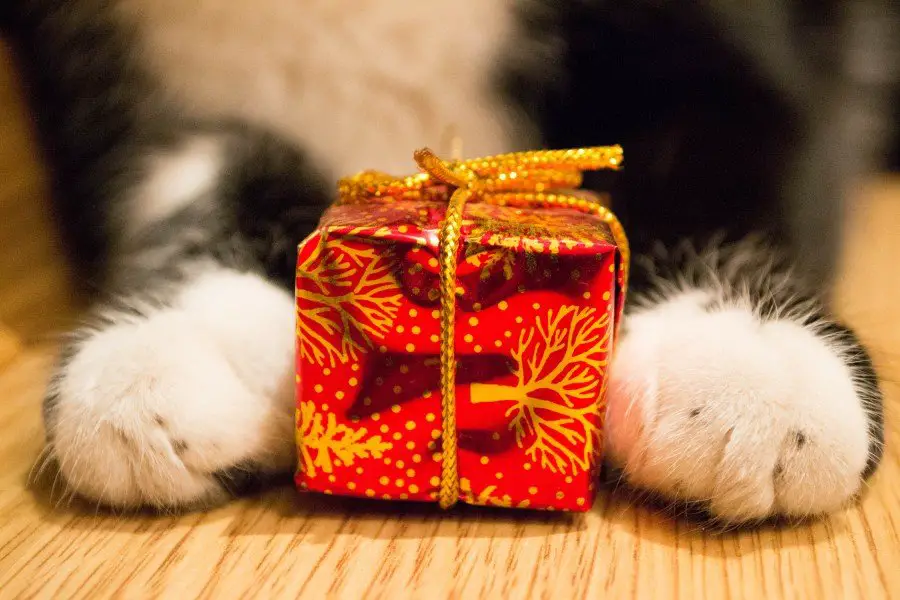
[42,131,327,509]
[604,241,884,523]
[45,256,297,508]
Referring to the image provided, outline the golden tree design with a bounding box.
[460,478,531,508]
[464,244,518,281]
[480,249,517,280]
[470,306,610,474]
[296,236,403,367]
[297,401,393,478]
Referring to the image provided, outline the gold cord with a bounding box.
[338,146,628,508]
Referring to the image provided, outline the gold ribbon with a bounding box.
[337,146,628,509]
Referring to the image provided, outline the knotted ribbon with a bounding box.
[337,146,628,508]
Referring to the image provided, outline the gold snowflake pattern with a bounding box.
[469,306,610,474]
[297,401,393,478]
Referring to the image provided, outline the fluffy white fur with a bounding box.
[115,0,532,179]
[606,290,871,522]
[49,268,296,508]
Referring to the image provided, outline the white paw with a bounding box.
[45,268,296,509]
[605,291,873,523]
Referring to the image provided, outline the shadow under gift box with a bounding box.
[295,197,625,511]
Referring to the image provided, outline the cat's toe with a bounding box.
[43,274,296,510]
[605,292,882,524]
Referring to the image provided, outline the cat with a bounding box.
[4,0,897,523]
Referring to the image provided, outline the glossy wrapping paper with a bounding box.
[294,185,626,512]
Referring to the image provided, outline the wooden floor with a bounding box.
[2,43,900,600]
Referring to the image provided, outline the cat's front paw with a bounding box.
[605,291,882,523]
[43,270,297,510]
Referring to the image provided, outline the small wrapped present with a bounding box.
[294,146,629,511]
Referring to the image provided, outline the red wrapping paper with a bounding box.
[295,198,625,511]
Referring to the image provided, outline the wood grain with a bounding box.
[1,40,900,599]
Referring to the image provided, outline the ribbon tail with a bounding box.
[415,147,469,189]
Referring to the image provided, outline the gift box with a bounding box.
[294,147,628,511]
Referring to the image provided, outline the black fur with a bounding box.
[106,124,331,293]
[8,0,160,292]
[512,0,899,286]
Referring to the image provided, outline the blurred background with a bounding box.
[0,39,75,355]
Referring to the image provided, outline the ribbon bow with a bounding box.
[338,146,628,508]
